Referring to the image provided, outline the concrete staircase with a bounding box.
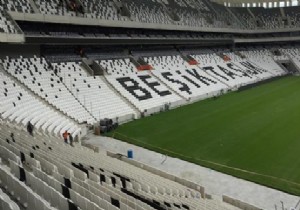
[225,7,245,28]
[160,0,180,22]
[81,58,96,76]
[246,7,261,28]
[60,80,97,123]
[80,62,93,76]
[280,7,286,18]
[82,58,106,76]
[64,0,85,15]
[28,0,40,13]
[287,57,300,73]
[247,7,255,19]
[112,0,131,20]
[279,7,289,27]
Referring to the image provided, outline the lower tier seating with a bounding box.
[0,48,288,136]
[105,71,185,115]
[53,62,137,123]
[0,122,241,210]
[97,58,139,76]
[190,52,284,84]
[144,55,192,71]
[1,56,96,125]
[279,47,300,70]
[0,72,82,137]
[151,68,229,101]
[238,49,286,76]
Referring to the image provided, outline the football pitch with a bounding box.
[109,76,300,195]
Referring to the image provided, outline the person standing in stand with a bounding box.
[68,133,74,146]
[27,121,34,136]
[62,131,69,144]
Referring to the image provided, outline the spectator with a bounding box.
[27,121,34,136]
[62,131,69,144]
[10,133,15,142]
[54,68,58,76]
[79,5,84,14]
[68,133,74,146]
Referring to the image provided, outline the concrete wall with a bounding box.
[223,195,263,210]
[0,43,40,58]
[0,33,24,43]
[234,36,300,43]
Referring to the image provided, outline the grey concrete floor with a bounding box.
[86,134,299,210]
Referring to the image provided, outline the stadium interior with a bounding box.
[1,0,300,210]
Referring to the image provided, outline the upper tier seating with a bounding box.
[210,2,241,28]
[250,7,281,29]
[0,72,81,137]
[0,0,33,13]
[166,0,212,28]
[52,62,136,122]
[284,6,300,27]
[34,0,76,16]
[0,10,18,34]
[83,0,127,21]
[3,0,300,31]
[1,56,96,124]
[124,0,172,24]
[2,0,300,31]
[174,0,210,11]
[228,7,256,29]
[0,123,242,210]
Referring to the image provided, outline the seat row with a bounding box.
[0,187,20,210]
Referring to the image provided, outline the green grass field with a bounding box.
[108,76,300,195]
